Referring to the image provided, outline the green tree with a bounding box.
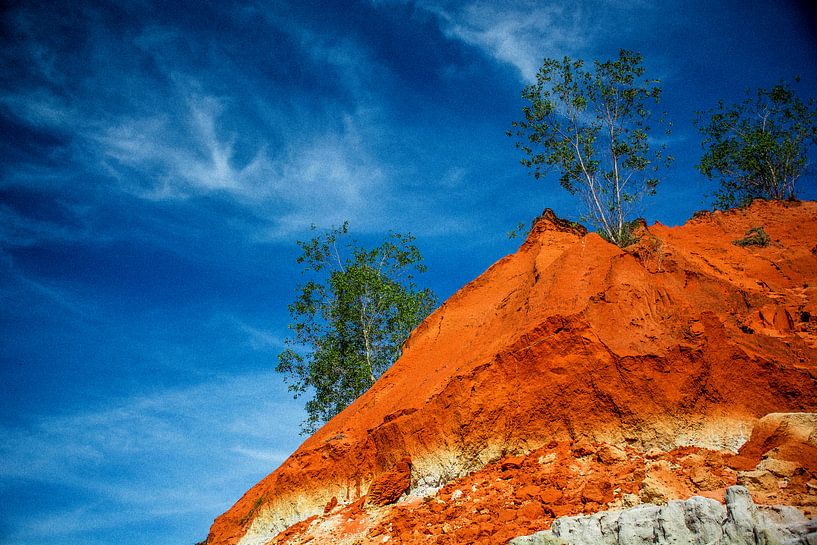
[695,80,817,209]
[277,222,437,434]
[509,49,672,246]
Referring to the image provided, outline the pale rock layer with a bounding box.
[510,486,817,545]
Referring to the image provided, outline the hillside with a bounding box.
[204,200,817,545]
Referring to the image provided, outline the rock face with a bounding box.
[205,201,817,545]
[732,413,817,510]
[509,486,816,545]
[364,457,412,507]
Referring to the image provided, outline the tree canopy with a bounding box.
[277,222,437,434]
[695,80,817,209]
[509,49,672,246]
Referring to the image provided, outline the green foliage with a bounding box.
[509,49,672,246]
[507,221,527,239]
[277,222,437,434]
[597,217,643,248]
[695,79,817,209]
[732,226,770,248]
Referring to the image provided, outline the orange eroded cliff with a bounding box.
[206,200,817,545]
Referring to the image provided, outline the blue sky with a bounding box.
[1,1,816,544]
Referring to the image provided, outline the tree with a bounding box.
[695,80,817,209]
[509,49,672,246]
[277,222,437,434]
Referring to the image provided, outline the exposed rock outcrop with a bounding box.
[509,486,816,545]
[205,201,817,545]
[365,457,412,507]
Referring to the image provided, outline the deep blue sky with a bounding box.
[1,1,816,544]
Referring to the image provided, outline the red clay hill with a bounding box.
[205,200,817,545]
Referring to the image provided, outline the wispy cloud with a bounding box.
[217,314,285,351]
[423,1,587,81]
[416,0,663,82]
[97,94,275,200]
[1,0,530,252]
[263,114,388,236]
[0,2,395,245]
[0,372,304,542]
[98,95,387,233]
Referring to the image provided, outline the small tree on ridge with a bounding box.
[695,80,817,209]
[509,49,672,246]
[277,222,437,434]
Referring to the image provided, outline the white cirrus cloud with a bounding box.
[0,371,305,542]
[422,1,587,81]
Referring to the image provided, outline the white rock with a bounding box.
[510,486,814,545]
